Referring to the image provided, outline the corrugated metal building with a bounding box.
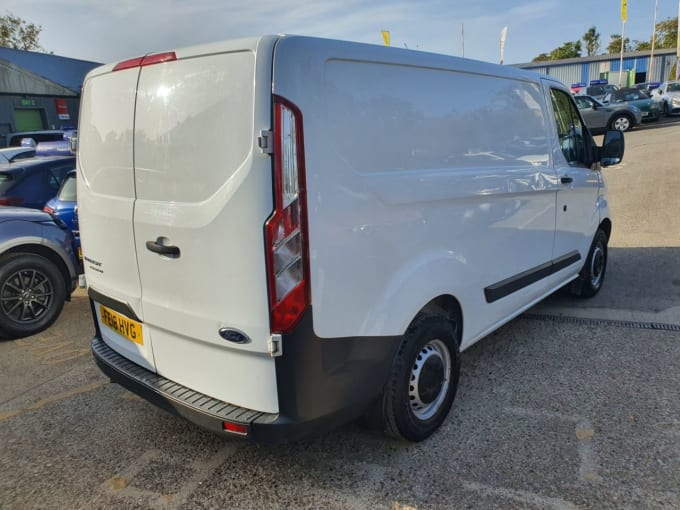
[0,47,100,146]
[516,48,677,89]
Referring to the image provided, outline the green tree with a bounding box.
[653,17,678,49]
[0,12,44,51]
[606,34,630,54]
[583,26,600,56]
[532,40,582,62]
[632,40,652,51]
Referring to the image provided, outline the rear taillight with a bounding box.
[112,51,177,72]
[43,206,54,214]
[0,196,23,206]
[265,98,309,333]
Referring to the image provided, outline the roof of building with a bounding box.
[0,47,100,93]
[517,47,677,69]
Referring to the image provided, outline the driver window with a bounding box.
[550,89,588,166]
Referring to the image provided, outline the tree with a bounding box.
[0,12,44,51]
[606,34,630,54]
[583,26,600,56]
[532,40,582,62]
[653,17,678,49]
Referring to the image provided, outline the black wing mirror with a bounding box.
[599,130,624,167]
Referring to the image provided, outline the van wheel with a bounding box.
[382,315,460,441]
[0,254,66,339]
[570,229,608,298]
[610,114,632,132]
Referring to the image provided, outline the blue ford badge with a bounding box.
[219,328,250,344]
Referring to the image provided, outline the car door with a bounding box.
[575,96,609,131]
[546,86,601,273]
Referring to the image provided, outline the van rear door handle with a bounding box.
[560,176,573,184]
[146,240,180,257]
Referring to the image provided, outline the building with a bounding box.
[517,48,677,90]
[0,47,100,147]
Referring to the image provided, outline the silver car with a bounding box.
[574,95,642,133]
[651,81,680,115]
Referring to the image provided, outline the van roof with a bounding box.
[87,34,549,86]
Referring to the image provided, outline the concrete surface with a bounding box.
[1,117,679,510]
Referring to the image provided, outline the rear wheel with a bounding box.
[0,254,66,339]
[610,114,632,132]
[570,229,608,298]
[381,315,460,441]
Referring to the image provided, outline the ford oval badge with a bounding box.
[219,328,250,344]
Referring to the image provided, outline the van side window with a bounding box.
[550,89,588,166]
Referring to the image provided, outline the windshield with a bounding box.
[0,172,15,192]
[668,83,680,92]
[57,174,77,201]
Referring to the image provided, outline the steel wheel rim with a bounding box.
[590,244,605,289]
[613,117,629,131]
[408,339,451,420]
[0,268,54,324]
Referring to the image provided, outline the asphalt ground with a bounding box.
[1,117,679,510]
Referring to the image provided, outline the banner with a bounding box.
[621,0,627,22]
[381,30,390,46]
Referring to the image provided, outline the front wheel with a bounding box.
[570,229,608,298]
[381,315,460,442]
[0,253,67,339]
[610,114,632,132]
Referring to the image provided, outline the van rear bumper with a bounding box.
[92,309,402,442]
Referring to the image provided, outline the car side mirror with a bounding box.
[599,130,624,167]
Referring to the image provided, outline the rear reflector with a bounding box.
[0,196,23,206]
[113,52,176,72]
[222,421,248,436]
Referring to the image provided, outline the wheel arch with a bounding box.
[413,294,463,346]
[2,244,74,301]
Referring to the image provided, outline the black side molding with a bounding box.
[484,250,581,303]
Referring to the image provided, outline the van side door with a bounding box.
[546,85,601,273]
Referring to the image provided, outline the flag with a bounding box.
[381,30,390,46]
[621,0,627,22]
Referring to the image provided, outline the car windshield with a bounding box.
[0,172,15,192]
[587,86,606,96]
[57,174,77,201]
[615,90,646,101]
[667,83,680,92]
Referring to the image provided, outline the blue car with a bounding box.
[44,170,77,233]
[0,207,79,339]
[0,156,75,209]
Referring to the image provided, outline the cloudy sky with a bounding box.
[7,0,679,65]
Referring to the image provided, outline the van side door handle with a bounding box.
[560,176,573,184]
[146,240,180,258]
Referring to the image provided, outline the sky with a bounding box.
[6,0,680,65]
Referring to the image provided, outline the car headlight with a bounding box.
[630,106,641,113]
[672,97,680,106]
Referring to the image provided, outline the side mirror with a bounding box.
[600,130,624,167]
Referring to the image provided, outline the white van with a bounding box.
[78,35,624,442]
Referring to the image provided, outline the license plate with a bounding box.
[642,112,648,117]
[100,305,143,345]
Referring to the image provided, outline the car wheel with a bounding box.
[570,229,608,299]
[381,315,460,441]
[0,253,66,339]
[610,114,632,132]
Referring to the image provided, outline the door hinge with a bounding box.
[268,334,283,357]
[258,129,274,154]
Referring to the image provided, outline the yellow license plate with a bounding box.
[100,305,143,345]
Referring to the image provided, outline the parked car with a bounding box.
[0,147,36,164]
[4,130,65,148]
[44,170,80,267]
[603,88,661,122]
[0,207,79,339]
[0,156,75,208]
[574,95,642,132]
[634,82,661,94]
[651,81,680,115]
[577,84,619,101]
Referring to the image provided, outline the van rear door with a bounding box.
[131,38,280,413]
[78,64,155,371]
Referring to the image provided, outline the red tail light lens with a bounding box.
[43,206,54,214]
[113,52,176,72]
[265,98,309,333]
[0,196,23,206]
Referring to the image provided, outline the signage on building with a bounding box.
[55,99,70,120]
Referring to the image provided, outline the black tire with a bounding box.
[0,253,66,339]
[570,229,608,299]
[609,114,633,132]
[381,315,460,442]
